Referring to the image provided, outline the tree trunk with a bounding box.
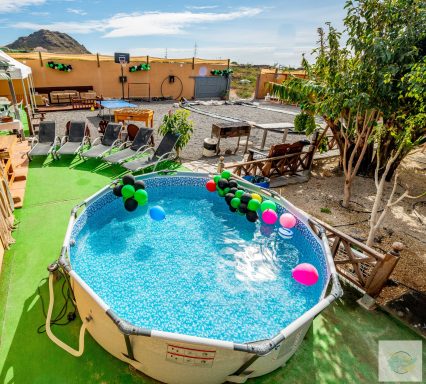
[342,179,352,208]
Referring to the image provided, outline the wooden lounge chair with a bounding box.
[103,127,153,165]
[122,132,180,173]
[56,121,89,157]
[226,139,314,179]
[28,121,59,160]
[81,123,122,159]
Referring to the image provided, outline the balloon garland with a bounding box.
[206,171,281,224]
[210,69,233,77]
[47,61,72,72]
[112,174,148,212]
[129,63,151,72]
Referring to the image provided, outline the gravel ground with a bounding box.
[43,101,307,161]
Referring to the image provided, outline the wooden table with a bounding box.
[114,108,154,128]
[0,120,24,140]
[0,135,17,186]
[254,122,294,150]
[211,122,251,154]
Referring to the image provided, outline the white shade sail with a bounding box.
[0,50,32,79]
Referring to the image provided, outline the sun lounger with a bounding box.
[81,123,122,159]
[103,127,153,164]
[28,121,59,160]
[56,121,89,157]
[122,132,180,173]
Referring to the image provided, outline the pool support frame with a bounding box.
[52,171,343,381]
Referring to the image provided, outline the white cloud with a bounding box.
[30,11,49,16]
[13,8,262,37]
[66,8,87,16]
[186,5,219,10]
[0,0,45,13]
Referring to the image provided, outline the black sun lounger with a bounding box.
[103,127,153,165]
[56,121,89,157]
[28,121,59,160]
[122,132,180,173]
[81,122,122,159]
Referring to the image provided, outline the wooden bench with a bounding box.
[211,122,251,154]
[72,98,99,110]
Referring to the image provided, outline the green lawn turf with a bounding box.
[0,155,424,384]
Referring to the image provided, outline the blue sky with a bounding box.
[0,0,346,66]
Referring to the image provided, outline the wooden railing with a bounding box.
[309,219,401,297]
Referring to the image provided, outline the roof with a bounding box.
[0,50,32,79]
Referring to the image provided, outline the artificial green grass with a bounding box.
[0,156,424,384]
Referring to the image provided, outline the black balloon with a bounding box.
[229,206,237,213]
[239,203,248,214]
[134,180,145,190]
[246,210,258,222]
[218,178,229,190]
[124,197,138,211]
[225,193,235,205]
[113,185,123,197]
[122,174,135,185]
[240,193,252,204]
[229,187,238,195]
[228,180,238,188]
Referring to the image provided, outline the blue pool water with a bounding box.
[70,177,327,343]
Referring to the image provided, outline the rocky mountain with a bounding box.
[6,29,91,54]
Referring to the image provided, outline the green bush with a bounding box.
[293,112,317,135]
[158,109,194,155]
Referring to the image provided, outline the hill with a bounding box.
[6,29,90,54]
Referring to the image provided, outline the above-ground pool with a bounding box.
[55,172,342,384]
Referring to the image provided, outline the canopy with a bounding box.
[0,50,32,79]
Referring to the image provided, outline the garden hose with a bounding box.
[46,273,87,357]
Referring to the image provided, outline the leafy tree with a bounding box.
[269,0,426,208]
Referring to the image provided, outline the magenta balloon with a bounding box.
[262,209,278,225]
[280,213,297,229]
[292,263,319,286]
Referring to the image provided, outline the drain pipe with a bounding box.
[45,267,89,357]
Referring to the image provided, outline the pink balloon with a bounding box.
[262,209,278,225]
[292,263,319,286]
[280,213,297,229]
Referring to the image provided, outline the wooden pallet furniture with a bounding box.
[71,97,99,110]
[0,135,17,187]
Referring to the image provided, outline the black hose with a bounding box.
[160,75,183,100]
[37,269,77,333]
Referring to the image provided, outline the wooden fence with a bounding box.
[309,219,401,297]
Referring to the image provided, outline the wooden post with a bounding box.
[96,53,100,68]
[38,51,43,67]
[364,242,402,297]
[146,55,149,65]
[227,59,230,71]
[217,156,225,173]
[192,57,195,70]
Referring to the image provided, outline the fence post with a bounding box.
[217,156,225,173]
[96,53,100,68]
[146,55,149,65]
[192,57,195,70]
[38,51,43,67]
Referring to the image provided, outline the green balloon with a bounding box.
[134,189,148,205]
[235,190,244,198]
[122,184,135,199]
[230,197,241,209]
[217,189,226,197]
[221,170,231,179]
[214,175,221,184]
[260,200,277,212]
[248,199,261,211]
[224,187,230,194]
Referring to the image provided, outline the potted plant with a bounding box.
[158,109,194,157]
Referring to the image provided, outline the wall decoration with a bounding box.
[129,63,151,72]
[47,61,72,72]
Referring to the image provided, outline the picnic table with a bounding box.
[254,122,294,150]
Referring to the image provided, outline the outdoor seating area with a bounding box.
[0,1,425,384]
